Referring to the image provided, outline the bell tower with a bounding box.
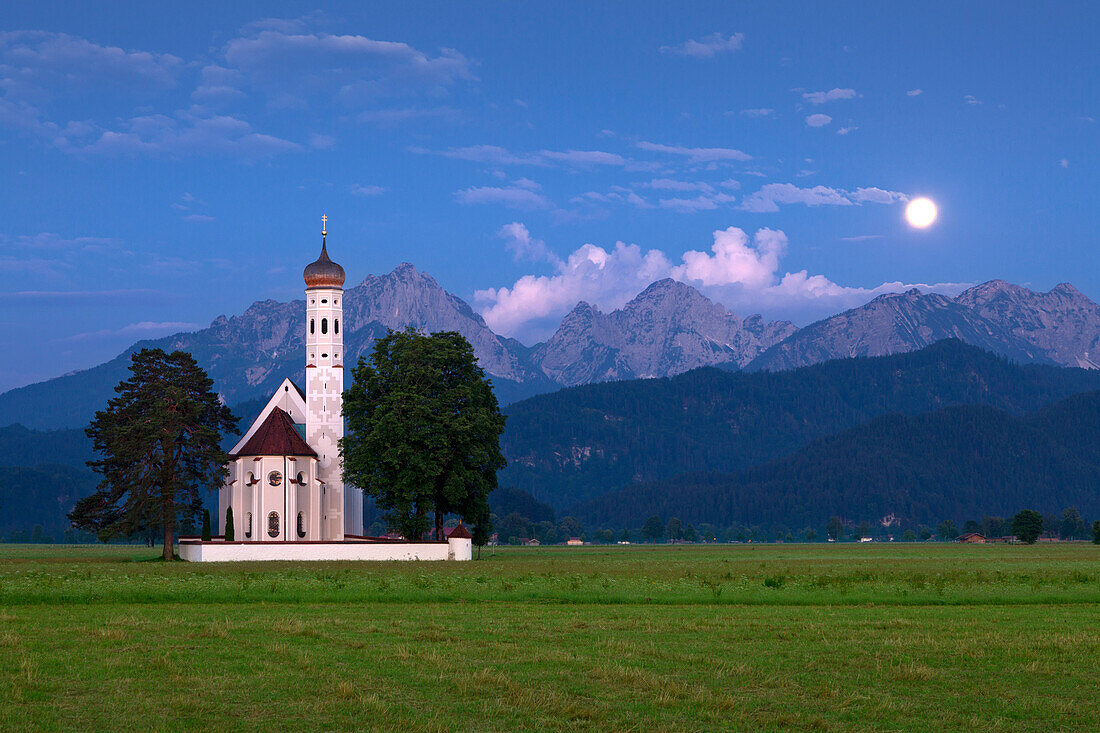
[302,216,361,538]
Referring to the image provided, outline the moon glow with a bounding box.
[905,197,938,228]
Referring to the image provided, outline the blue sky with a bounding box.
[1,1,1096,391]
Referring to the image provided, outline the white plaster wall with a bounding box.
[179,541,463,562]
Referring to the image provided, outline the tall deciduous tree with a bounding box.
[826,516,843,541]
[69,349,237,560]
[641,515,664,542]
[1011,509,1044,544]
[342,329,506,542]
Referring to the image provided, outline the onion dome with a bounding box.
[303,238,345,290]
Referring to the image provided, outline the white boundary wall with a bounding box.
[180,537,472,562]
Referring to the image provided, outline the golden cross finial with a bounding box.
[321,214,327,236]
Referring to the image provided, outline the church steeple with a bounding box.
[303,215,345,290]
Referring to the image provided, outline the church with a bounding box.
[179,219,471,562]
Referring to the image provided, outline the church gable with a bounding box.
[231,407,317,458]
[229,378,307,455]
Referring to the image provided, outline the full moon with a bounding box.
[905,197,938,228]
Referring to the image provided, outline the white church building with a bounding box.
[179,221,472,562]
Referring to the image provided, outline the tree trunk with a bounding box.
[435,509,444,541]
[162,521,174,560]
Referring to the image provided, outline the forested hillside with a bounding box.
[573,390,1100,531]
[0,465,99,539]
[501,341,1100,507]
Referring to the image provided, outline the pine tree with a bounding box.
[201,509,211,541]
[69,349,237,560]
[224,506,235,541]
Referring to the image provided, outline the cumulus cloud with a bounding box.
[805,113,832,127]
[802,88,858,105]
[907,89,923,96]
[660,33,744,59]
[474,225,968,341]
[741,183,907,213]
[454,185,552,210]
[636,141,752,162]
[498,222,560,264]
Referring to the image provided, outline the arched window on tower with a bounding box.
[245,512,253,539]
[334,318,339,335]
[297,512,305,539]
[310,319,314,335]
[321,318,328,335]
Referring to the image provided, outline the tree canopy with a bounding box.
[1012,510,1044,544]
[69,349,237,560]
[341,329,506,542]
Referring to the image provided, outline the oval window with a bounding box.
[321,298,328,304]
[268,512,280,538]
[321,318,328,335]
[268,471,283,487]
[296,472,306,486]
[297,512,306,539]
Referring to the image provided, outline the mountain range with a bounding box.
[499,340,1100,507]
[1,264,1098,432]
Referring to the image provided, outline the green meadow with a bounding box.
[1,543,1097,731]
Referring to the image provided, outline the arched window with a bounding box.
[310,319,314,335]
[334,318,339,335]
[268,512,280,538]
[321,318,328,335]
[245,512,253,538]
[296,471,306,486]
[297,512,306,539]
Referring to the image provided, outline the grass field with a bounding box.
[1,543,1097,731]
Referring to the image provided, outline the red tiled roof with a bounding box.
[231,407,317,458]
[448,524,472,539]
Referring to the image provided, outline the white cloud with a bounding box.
[636,141,752,162]
[221,27,474,106]
[474,225,969,341]
[660,33,744,59]
[645,179,716,193]
[0,31,183,97]
[498,222,560,264]
[356,107,457,124]
[658,193,737,212]
[805,114,832,127]
[413,144,627,168]
[1059,158,1069,168]
[741,183,907,213]
[836,126,858,135]
[351,184,387,196]
[802,88,858,105]
[57,321,200,343]
[840,234,884,242]
[454,185,552,210]
[740,108,775,118]
[907,89,923,96]
[72,111,302,158]
[182,214,215,222]
[964,95,982,105]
